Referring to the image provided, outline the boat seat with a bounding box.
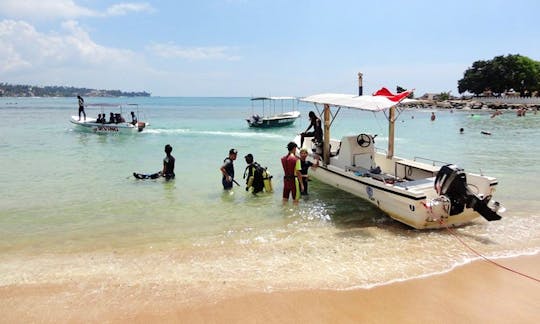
[394,177,436,190]
[346,165,400,184]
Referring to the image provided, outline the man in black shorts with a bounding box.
[300,111,322,147]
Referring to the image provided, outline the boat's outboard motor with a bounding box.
[434,164,501,221]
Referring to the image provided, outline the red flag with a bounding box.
[373,87,411,102]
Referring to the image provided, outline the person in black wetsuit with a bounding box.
[77,95,86,121]
[299,148,319,195]
[133,144,175,180]
[131,111,138,125]
[220,148,237,190]
[162,144,175,180]
[300,111,323,147]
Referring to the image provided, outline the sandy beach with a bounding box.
[1,253,538,323]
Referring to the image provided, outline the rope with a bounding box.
[441,220,540,283]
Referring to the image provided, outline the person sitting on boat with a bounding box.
[299,148,319,195]
[162,144,175,180]
[300,111,323,147]
[95,114,101,123]
[131,111,138,125]
[108,112,115,124]
[117,114,126,123]
[114,113,122,123]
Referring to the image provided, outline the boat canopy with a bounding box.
[251,96,296,101]
[85,103,122,107]
[300,88,414,112]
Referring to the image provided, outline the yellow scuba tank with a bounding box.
[262,169,273,192]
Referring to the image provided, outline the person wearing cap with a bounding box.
[281,142,303,203]
[220,148,237,190]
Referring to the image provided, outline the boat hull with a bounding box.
[247,111,300,128]
[296,135,500,229]
[70,116,147,134]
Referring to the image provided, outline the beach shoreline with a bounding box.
[1,253,538,323]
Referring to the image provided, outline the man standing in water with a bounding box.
[162,144,175,180]
[299,148,318,195]
[281,142,303,203]
[220,148,237,190]
[77,95,86,121]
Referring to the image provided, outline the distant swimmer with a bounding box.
[491,110,502,118]
[481,130,492,135]
[430,112,436,121]
[459,128,464,134]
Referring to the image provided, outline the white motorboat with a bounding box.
[246,96,301,128]
[70,103,148,134]
[296,88,504,229]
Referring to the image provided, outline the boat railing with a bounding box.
[411,156,450,167]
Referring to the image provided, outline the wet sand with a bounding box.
[1,254,538,323]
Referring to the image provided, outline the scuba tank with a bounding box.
[243,162,273,193]
[262,167,273,193]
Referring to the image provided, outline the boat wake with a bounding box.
[146,128,288,139]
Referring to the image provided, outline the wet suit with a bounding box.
[78,96,86,121]
[222,157,235,190]
[162,154,175,180]
[300,159,313,195]
[281,153,301,200]
[301,115,322,146]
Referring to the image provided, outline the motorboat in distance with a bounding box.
[70,103,148,134]
[246,96,300,128]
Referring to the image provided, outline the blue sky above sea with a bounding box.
[1,0,539,97]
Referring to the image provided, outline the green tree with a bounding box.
[458,54,540,95]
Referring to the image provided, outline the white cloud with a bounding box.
[0,0,154,20]
[0,19,142,79]
[147,43,241,61]
[106,3,155,16]
[0,19,136,68]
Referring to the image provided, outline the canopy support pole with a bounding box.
[387,106,395,159]
[323,104,331,165]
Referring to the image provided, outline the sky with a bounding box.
[1,0,539,97]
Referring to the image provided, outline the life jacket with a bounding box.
[244,162,273,194]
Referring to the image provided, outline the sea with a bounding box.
[1,96,539,303]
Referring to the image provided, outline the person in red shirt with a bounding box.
[281,142,303,203]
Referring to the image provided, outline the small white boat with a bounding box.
[70,103,148,134]
[296,87,504,229]
[246,96,301,128]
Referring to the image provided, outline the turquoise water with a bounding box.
[1,97,539,301]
